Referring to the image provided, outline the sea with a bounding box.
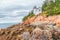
[0,23,19,29]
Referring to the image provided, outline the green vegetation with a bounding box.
[23,0,60,21]
[42,0,60,16]
[23,10,35,21]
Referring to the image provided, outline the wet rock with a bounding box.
[23,32,30,40]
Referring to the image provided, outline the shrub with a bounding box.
[23,10,35,21]
[42,0,60,16]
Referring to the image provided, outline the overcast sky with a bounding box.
[0,0,45,23]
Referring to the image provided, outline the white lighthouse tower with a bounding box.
[33,6,41,15]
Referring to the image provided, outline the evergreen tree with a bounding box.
[42,0,60,16]
[23,10,35,21]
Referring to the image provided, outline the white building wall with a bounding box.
[33,6,41,15]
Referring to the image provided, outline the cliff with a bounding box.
[0,14,60,40]
[24,14,60,26]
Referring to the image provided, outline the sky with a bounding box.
[0,0,45,23]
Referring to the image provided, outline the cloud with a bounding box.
[0,16,24,23]
[0,0,44,23]
[0,0,43,7]
[0,9,31,18]
[0,0,44,11]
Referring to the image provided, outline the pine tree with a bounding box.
[42,0,60,16]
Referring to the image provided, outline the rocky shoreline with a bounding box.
[0,22,60,40]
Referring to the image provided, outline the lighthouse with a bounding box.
[33,6,41,15]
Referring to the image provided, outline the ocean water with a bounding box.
[0,23,18,29]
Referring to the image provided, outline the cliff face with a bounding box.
[24,14,60,26]
[0,14,60,40]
